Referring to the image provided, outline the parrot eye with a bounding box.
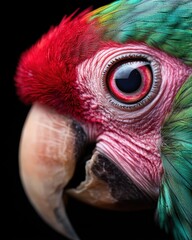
[107,61,152,104]
[103,54,161,110]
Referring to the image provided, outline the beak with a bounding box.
[19,104,84,240]
[19,104,153,240]
[19,104,119,240]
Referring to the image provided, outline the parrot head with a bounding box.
[15,1,192,240]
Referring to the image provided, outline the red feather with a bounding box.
[15,11,104,119]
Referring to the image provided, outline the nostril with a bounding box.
[66,142,96,189]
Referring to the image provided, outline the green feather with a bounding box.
[90,0,192,66]
[158,75,192,240]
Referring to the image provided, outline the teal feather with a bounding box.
[158,75,192,240]
[90,0,192,66]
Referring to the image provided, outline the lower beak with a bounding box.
[19,104,154,240]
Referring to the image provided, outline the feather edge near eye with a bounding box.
[102,54,161,110]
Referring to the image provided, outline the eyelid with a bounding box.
[102,53,161,111]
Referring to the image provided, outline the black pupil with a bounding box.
[115,65,142,93]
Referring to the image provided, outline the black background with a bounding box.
[3,1,171,239]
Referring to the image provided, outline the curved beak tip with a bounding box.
[19,104,82,240]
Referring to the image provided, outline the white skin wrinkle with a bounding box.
[76,42,191,197]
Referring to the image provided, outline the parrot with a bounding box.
[14,0,192,240]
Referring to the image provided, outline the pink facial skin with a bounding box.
[15,25,192,199]
[76,42,192,198]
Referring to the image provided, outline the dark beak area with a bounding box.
[19,104,155,240]
[67,151,155,210]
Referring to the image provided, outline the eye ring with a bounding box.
[102,53,161,111]
[107,61,153,104]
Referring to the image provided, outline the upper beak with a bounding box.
[19,104,82,240]
[19,103,154,240]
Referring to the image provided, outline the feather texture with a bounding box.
[88,0,192,66]
[158,75,192,240]
[14,12,104,118]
